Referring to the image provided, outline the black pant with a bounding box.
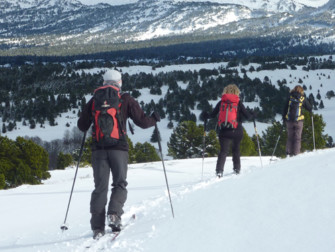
[216,127,243,173]
[90,149,128,231]
[286,120,304,156]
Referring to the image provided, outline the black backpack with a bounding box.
[286,93,305,121]
[92,85,125,147]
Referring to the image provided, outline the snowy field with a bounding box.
[0,148,334,251]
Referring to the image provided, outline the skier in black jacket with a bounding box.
[202,84,253,177]
[282,85,312,156]
[77,69,160,239]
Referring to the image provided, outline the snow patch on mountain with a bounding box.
[132,4,251,41]
[5,0,82,9]
[76,0,329,8]
[173,0,309,12]
[0,0,334,48]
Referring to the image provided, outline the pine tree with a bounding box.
[0,174,5,189]
[326,136,334,148]
[134,142,160,163]
[167,121,174,129]
[150,127,161,143]
[56,152,73,169]
[319,100,324,109]
[167,121,203,159]
[2,123,6,134]
[204,129,220,157]
[29,119,36,129]
[240,128,257,156]
[127,136,135,164]
[326,90,335,99]
[261,121,287,157]
[15,137,50,184]
[301,111,327,151]
[0,136,50,189]
[81,137,92,165]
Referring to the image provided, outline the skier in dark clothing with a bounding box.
[77,69,160,239]
[202,84,253,177]
[282,85,312,156]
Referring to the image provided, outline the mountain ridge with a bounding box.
[0,0,334,56]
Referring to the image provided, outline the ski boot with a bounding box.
[107,214,122,232]
[93,229,105,240]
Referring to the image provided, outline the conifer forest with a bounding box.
[1,54,335,189]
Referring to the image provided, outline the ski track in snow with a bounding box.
[1,151,335,252]
[72,157,262,251]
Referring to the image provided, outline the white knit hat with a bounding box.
[103,69,122,88]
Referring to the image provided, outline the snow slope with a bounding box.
[0,148,334,252]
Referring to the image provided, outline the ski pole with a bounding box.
[201,119,207,180]
[60,131,87,231]
[253,119,263,168]
[270,123,284,163]
[155,123,175,218]
[311,115,316,151]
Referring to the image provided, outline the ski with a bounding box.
[110,213,136,241]
[84,214,135,249]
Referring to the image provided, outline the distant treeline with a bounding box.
[1,35,335,63]
[1,55,334,135]
[1,54,335,172]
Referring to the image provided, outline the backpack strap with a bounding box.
[297,96,305,120]
[94,84,120,93]
[117,96,126,137]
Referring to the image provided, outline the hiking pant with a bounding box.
[90,149,128,231]
[216,127,243,173]
[286,120,304,156]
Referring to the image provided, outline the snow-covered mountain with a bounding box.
[77,0,329,9]
[177,0,308,12]
[0,0,83,14]
[1,0,309,12]
[0,0,334,54]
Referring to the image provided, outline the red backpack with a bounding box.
[91,85,125,147]
[218,93,239,129]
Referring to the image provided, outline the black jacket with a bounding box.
[282,91,312,121]
[77,92,156,151]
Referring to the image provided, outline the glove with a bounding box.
[151,111,160,122]
[200,111,209,121]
